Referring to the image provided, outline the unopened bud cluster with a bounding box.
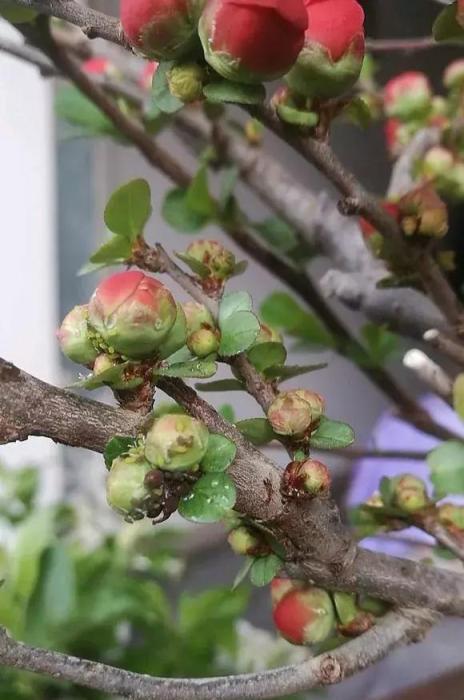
[271,577,387,647]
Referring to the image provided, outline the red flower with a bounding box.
[303,0,365,62]
[199,0,307,83]
[120,0,199,60]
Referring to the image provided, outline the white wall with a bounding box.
[0,21,62,497]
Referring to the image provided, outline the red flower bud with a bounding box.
[138,61,159,90]
[286,0,365,99]
[199,0,307,84]
[120,0,201,60]
[384,72,432,120]
[273,586,335,645]
[267,389,325,437]
[57,305,98,367]
[270,577,303,608]
[282,459,331,497]
[88,270,177,359]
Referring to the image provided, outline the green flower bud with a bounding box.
[267,390,325,437]
[273,587,335,646]
[145,414,209,471]
[282,459,331,497]
[187,327,220,358]
[182,301,215,334]
[57,305,98,366]
[106,456,163,521]
[392,474,428,513]
[186,240,235,281]
[167,63,204,102]
[227,526,267,556]
[88,271,177,360]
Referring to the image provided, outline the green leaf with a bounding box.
[252,217,299,253]
[236,418,276,446]
[70,362,142,390]
[311,417,355,450]
[0,2,37,22]
[104,436,138,470]
[104,179,152,240]
[178,474,237,523]
[195,379,244,392]
[153,359,217,379]
[219,404,236,422]
[201,434,237,473]
[162,188,210,232]
[249,554,282,587]
[247,342,287,372]
[175,252,210,278]
[453,374,464,421]
[186,166,216,218]
[433,2,464,42]
[343,96,373,129]
[232,558,254,590]
[427,440,464,498]
[219,310,260,357]
[230,260,248,278]
[89,235,132,265]
[276,103,319,128]
[10,508,56,604]
[151,61,184,113]
[264,362,328,380]
[55,87,118,138]
[204,80,265,105]
[348,323,398,368]
[219,291,253,323]
[260,292,335,348]
[219,166,239,212]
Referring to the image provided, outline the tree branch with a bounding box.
[0,609,437,699]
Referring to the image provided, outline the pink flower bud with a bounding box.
[444,59,464,90]
[267,389,325,437]
[384,72,432,120]
[138,61,159,90]
[186,240,236,280]
[57,305,98,366]
[286,0,365,99]
[282,459,331,497]
[187,327,220,358]
[120,0,201,60]
[273,586,335,645]
[145,414,209,471]
[88,271,177,359]
[199,0,307,84]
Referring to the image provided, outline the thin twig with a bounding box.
[424,329,464,367]
[403,349,453,399]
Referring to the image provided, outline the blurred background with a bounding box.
[1,0,464,698]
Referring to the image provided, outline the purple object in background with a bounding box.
[347,394,464,557]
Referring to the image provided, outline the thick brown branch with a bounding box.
[0,609,436,699]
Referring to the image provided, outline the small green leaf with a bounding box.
[201,434,237,473]
[232,558,254,590]
[379,477,395,507]
[219,291,253,323]
[311,417,355,450]
[276,103,319,128]
[55,87,119,138]
[153,359,217,379]
[236,418,276,446]
[249,554,282,587]
[103,436,138,470]
[89,236,132,265]
[260,292,335,348]
[162,188,210,232]
[348,323,399,368]
[219,166,239,212]
[195,379,244,392]
[427,440,464,498]
[175,252,210,278]
[219,310,260,357]
[104,178,152,240]
[219,404,236,422]
[264,362,328,380]
[178,474,237,523]
[186,166,216,218]
[453,374,464,421]
[10,508,56,604]
[247,342,287,372]
[0,3,37,22]
[252,217,299,254]
[70,363,141,390]
[204,81,265,105]
[343,97,373,129]
[230,260,248,277]
[151,61,184,113]
[433,2,464,42]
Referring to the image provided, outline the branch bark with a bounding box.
[0,609,437,699]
